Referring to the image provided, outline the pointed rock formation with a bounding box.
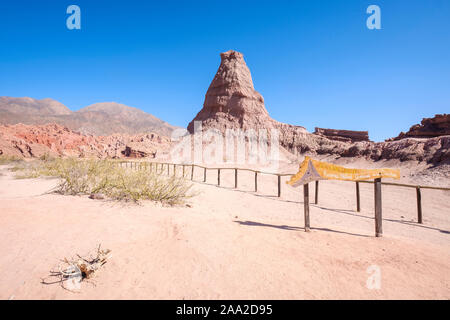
[188,50,291,132]
[187,50,318,158]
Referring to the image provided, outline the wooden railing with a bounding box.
[118,161,450,233]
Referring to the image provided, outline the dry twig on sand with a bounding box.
[41,244,111,292]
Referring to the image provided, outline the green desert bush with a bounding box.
[0,155,23,165]
[12,158,195,205]
[9,158,59,179]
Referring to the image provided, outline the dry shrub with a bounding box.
[0,155,23,165]
[41,244,111,292]
[12,158,195,205]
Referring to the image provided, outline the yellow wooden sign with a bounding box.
[287,156,400,187]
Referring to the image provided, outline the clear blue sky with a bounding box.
[1,0,449,141]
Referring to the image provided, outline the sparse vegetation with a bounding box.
[0,155,23,165]
[11,158,195,205]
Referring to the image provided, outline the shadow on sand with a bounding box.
[195,179,450,235]
[233,220,371,238]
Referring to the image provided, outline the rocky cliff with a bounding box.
[0,123,170,159]
[390,114,450,140]
[188,50,277,132]
[314,128,370,143]
[187,50,450,165]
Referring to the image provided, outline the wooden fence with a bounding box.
[118,160,450,236]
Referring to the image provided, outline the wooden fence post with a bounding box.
[416,187,423,224]
[173,164,176,177]
[191,165,194,180]
[374,178,382,237]
[254,171,258,192]
[218,169,221,186]
[356,181,361,212]
[182,165,185,177]
[167,163,170,176]
[277,175,281,197]
[304,183,310,232]
[234,169,238,188]
[203,168,206,182]
[315,180,319,204]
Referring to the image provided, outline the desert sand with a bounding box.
[0,161,449,300]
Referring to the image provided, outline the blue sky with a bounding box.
[0,0,449,141]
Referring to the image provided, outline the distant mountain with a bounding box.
[0,96,71,116]
[0,97,177,136]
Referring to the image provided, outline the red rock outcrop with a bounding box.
[390,114,450,140]
[314,128,370,143]
[187,50,315,151]
[0,123,170,159]
[188,50,278,132]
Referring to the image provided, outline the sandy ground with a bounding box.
[0,162,449,300]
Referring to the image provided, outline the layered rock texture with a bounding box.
[187,50,450,165]
[314,128,370,143]
[188,50,276,132]
[0,97,177,137]
[390,114,450,140]
[187,50,311,152]
[0,123,170,159]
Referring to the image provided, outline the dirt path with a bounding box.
[0,165,449,299]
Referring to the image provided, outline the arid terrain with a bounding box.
[0,160,449,299]
[0,50,449,300]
